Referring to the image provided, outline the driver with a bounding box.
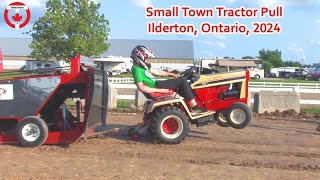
[131,45,208,114]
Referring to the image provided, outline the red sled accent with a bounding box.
[0,49,3,72]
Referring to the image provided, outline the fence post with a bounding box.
[108,86,118,108]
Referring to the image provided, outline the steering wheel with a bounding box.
[179,66,196,80]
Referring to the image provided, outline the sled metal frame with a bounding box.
[0,55,108,145]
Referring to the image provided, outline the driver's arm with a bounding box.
[136,82,171,94]
[150,69,179,78]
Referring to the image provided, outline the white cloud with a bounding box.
[316,19,320,24]
[311,40,320,46]
[288,43,306,60]
[213,34,226,41]
[202,50,215,57]
[132,0,153,8]
[257,0,286,7]
[215,41,226,48]
[226,0,238,3]
[199,40,215,46]
[286,0,320,7]
[199,40,226,48]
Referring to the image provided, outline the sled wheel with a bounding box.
[151,106,189,144]
[17,116,48,147]
[214,110,230,127]
[226,103,252,129]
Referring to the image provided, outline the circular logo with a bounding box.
[4,2,31,29]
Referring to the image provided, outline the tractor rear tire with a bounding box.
[150,106,189,144]
[226,103,252,129]
[214,110,230,127]
[17,116,49,147]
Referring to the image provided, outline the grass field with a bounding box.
[0,70,34,80]
[301,105,320,114]
[117,99,135,108]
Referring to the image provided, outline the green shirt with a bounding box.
[131,66,157,88]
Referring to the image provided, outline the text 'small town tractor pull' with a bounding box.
[130,66,252,144]
[0,55,108,147]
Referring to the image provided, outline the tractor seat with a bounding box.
[143,90,174,99]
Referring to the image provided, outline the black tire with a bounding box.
[226,103,252,129]
[214,110,230,127]
[17,116,49,147]
[254,75,260,80]
[150,106,189,144]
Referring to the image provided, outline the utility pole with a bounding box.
[300,58,304,71]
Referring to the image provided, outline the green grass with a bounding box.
[117,99,135,108]
[0,71,35,80]
[301,106,320,114]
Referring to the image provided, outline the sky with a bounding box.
[0,0,319,64]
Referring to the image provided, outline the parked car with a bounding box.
[287,71,309,80]
[309,74,320,81]
[19,61,62,74]
[111,70,121,76]
[266,72,277,78]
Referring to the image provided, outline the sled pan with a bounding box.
[84,67,109,137]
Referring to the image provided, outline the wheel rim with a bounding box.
[21,123,40,142]
[230,109,246,124]
[218,112,227,123]
[160,115,183,139]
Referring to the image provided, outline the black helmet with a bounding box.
[131,45,157,69]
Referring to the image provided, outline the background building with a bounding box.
[0,38,195,71]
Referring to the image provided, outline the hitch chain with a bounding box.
[88,123,144,138]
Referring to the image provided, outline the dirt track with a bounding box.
[0,112,319,179]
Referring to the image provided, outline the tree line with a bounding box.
[242,49,318,73]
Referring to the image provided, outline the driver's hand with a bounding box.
[172,74,181,78]
[159,89,171,93]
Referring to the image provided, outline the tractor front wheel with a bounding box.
[17,116,48,147]
[150,106,189,144]
[226,103,252,129]
[214,110,230,127]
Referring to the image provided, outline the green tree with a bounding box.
[28,0,110,61]
[259,49,283,73]
[263,61,274,74]
[242,56,255,59]
[283,61,301,67]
